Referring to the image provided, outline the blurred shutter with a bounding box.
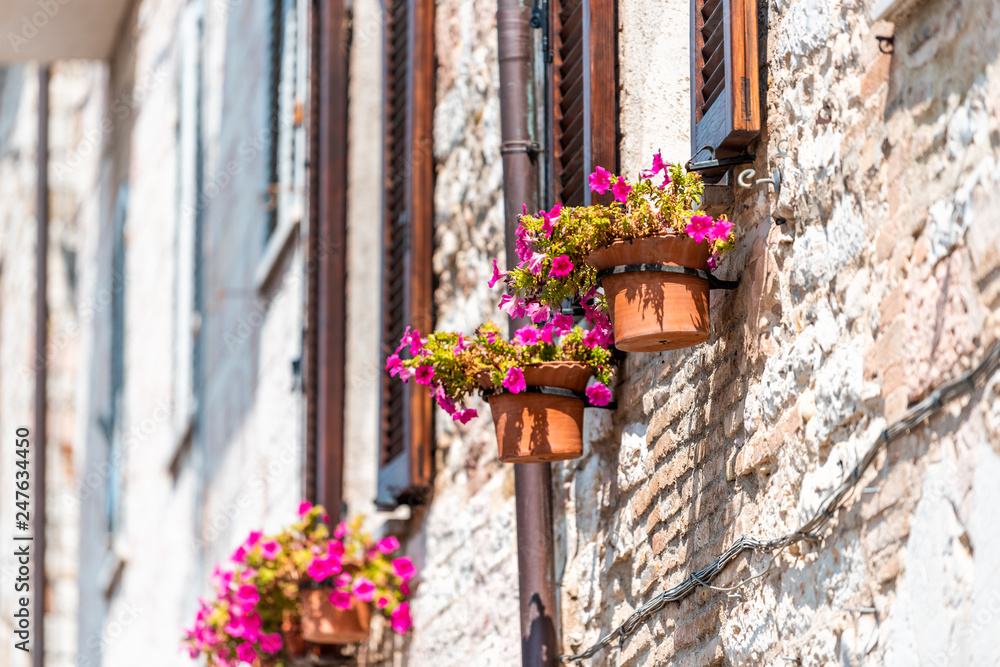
[690,0,760,167]
[377,0,434,509]
[550,0,618,207]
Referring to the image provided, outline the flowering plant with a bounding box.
[501,153,735,318]
[183,503,414,666]
[386,320,616,420]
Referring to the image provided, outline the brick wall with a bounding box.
[556,0,1000,664]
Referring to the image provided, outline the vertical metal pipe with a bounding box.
[315,0,349,522]
[497,5,559,666]
[33,63,50,667]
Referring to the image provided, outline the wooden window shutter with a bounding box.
[690,0,760,162]
[549,0,618,206]
[377,0,434,509]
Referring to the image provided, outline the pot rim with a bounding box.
[477,360,594,392]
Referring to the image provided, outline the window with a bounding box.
[265,0,298,242]
[376,0,435,509]
[547,0,619,206]
[171,3,203,475]
[108,184,128,538]
[689,0,760,167]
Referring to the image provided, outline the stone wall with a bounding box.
[0,61,99,667]
[401,0,521,662]
[556,0,1000,665]
[65,0,310,665]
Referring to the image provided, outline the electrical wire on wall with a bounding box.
[562,338,1000,663]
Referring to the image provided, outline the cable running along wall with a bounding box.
[562,339,1000,663]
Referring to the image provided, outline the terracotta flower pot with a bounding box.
[298,587,371,645]
[586,233,712,353]
[483,362,593,463]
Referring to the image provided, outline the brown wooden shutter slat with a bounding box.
[549,0,618,207]
[377,0,434,508]
[690,0,760,170]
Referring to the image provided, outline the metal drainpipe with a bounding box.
[33,63,50,667]
[497,4,559,666]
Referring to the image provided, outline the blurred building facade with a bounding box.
[0,0,999,666]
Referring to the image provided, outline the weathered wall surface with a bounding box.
[404,0,521,663]
[0,61,98,667]
[65,0,310,665]
[557,0,1000,665]
[0,63,44,667]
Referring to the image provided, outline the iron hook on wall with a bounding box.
[737,139,788,197]
[737,140,790,223]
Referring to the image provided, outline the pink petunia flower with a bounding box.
[586,383,613,407]
[453,408,477,424]
[259,540,282,560]
[589,166,612,194]
[502,367,527,394]
[297,500,313,516]
[386,353,405,377]
[539,323,556,344]
[525,302,550,324]
[641,151,667,178]
[307,555,341,582]
[549,255,574,279]
[514,325,540,346]
[352,577,377,603]
[334,522,348,539]
[551,313,574,334]
[707,253,720,270]
[454,333,470,354]
[327,540,345,559]
[245,531,263,548]
[707,219,733,242]
[236,642,257,663]
[259,633,283,654]
[583,322,614,349]
[514,225,532,263]
[526,251,547,275]
[377,536,400,554]
[415,366,435,385]
[401,327,424,355]
[685,214,714,243]
[499,294,527,319]
[488,258,507,289]
[230,545,248,563]
[376,596,390,609]
[392,557,417,582]
[391,602,413,634]
[540,203,562,236]
[432,384,458,416]
[234,584,260,608]
[661,171,672,188]
[611,178,632,203]
[400,582,411,596]
[335,573,352,588]
[330,589,352,610]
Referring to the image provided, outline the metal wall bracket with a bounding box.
[685,145,755,174]
[876,35,894,54]
[737,139,788,198]
[500,140,543,157]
